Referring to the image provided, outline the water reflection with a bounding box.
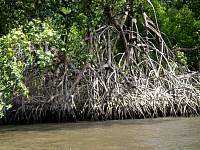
[0,117,200,150]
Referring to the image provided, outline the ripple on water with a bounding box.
[0,117,200,150]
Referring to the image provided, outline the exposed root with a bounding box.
[4,6,200,124]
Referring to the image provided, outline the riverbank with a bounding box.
[1,102,199,125]
[1,2,200,125]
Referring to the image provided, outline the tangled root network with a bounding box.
[10,9,200,124]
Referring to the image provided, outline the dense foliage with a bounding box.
[153,0,200,70]
[0,0,199,123]
[0,19,64,117]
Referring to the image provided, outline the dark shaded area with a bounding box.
[1,103,199,125]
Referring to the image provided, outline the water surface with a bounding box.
[0,117,200,150]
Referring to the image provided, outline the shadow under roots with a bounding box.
[1,102,199,125]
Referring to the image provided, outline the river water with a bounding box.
[0,117,200,150]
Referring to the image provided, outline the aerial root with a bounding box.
[9,12,200,124]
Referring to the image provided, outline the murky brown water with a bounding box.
[0,117,200,150]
